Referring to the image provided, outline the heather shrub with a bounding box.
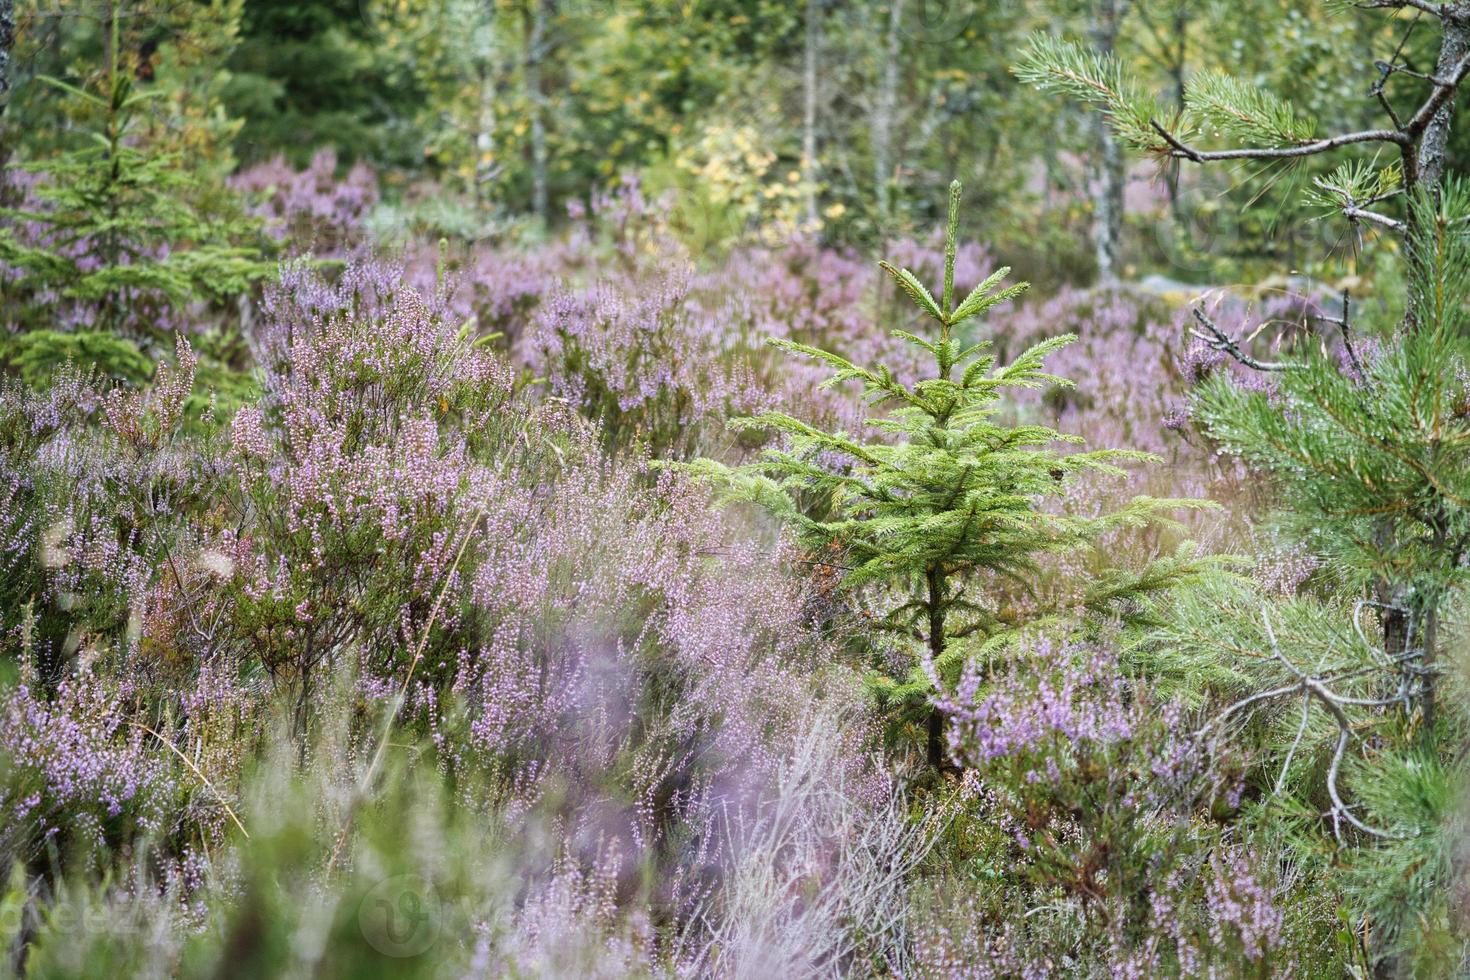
[7,697,906,978]
[0,344,226,683]
[0,649,177,874]
[223,260,517,730]
[0,248,919,973]
[524,269,780,459]
[512,187,1018,462]
[921,636,1316,975]
[231,149,379,257]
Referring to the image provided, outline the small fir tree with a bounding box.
[0,15,271,358]
[689,180,1202,766]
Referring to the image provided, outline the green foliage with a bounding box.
[0,19,272,348]
[688,181,1205,757]
[1196,183,1470,608]
[2,331,151,387]
[1165,179,1470,977]
[1306,159,1402,217]
[1013,34,1170,150]
[225,0,428,169]
[1343,748,1463,973]
[1184,68,1317,147]
[1018,31,1320,155]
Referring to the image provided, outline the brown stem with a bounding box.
[926,566,947,769]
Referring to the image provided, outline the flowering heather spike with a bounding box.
[1,658,175,865]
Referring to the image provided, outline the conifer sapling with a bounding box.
[688,180,1204,767]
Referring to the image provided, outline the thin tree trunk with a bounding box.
[872,0,903,235]
[1418,4,1470,191]
[524,0,551,226]
[925,567,947,769]
[802,0,821,230]
[1164,3,1187,216]
[0,0,15,118]
[1088,0,1126,283]
[475,3,498,206]
[1402,9,1470,327]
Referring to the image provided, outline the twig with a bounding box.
[1189,308,1295,372]
[1335,290,1371,383]
[324,503,486,874]
[1150,119,1200,162]
[1274,693,1312,796]
[1373,70,1406,130]
[1342,205,1407,233]
[131,722,249,839]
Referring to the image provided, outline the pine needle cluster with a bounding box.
[1014,35,1317,152]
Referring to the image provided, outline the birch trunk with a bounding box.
[524,0,551,226]
[802,0,821,229]
[872,0,903,235]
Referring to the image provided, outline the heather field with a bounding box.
[3,1,1470,977]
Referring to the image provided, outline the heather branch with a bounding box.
[327,497,489,874]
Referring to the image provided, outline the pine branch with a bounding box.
[1403,48,1470,134]
[1185,69,1317,146]
[1151,120,1406,162]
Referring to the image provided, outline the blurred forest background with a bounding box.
[4,0,1443,285]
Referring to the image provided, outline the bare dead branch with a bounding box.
[1150,122,1406,163]
[1340,291,1373,386]
[1214,607,1407,841]
[1190,307,1295,372]
[1375,80,1406,129]
[1274,693,1312,796]
[1404,48,1470,133]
